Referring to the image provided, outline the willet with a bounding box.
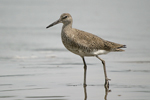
[46,13,126,88]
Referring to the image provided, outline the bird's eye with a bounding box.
[63,16,68,19]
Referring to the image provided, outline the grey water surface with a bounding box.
[0,0,150,100]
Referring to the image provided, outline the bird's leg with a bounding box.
[96,56,110,88]
[82,57,87,87]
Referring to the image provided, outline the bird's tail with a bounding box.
[114,45,126,51]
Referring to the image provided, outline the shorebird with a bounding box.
[46,13,126,88]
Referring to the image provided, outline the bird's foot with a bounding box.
[104,78,111,89]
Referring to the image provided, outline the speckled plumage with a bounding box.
[46,13,126,87]
[61,27,125,57]
[59,13,125,57]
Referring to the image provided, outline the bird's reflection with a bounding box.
[83,86,87,100]
[104,86,111,100]
[83,85,111,100]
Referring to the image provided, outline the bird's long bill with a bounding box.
[46,19,61,28]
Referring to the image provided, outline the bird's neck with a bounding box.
[62,22,72,32]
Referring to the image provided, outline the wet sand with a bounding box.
[1,39,150,100]
[1,54,150,100]
[0,0,150,100]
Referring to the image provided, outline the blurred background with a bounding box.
[0,0,150,100]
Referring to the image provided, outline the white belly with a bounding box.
[92,49,109,55]
[77,49,110,57]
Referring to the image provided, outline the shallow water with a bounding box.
[0,0,150,100]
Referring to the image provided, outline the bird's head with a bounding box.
[46,13,72,28]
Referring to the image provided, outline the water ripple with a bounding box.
[26,96,67,100]
[0,74,35,77]
[0,96,16,98]
[110,70,150,73]
[0,88,48,92]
